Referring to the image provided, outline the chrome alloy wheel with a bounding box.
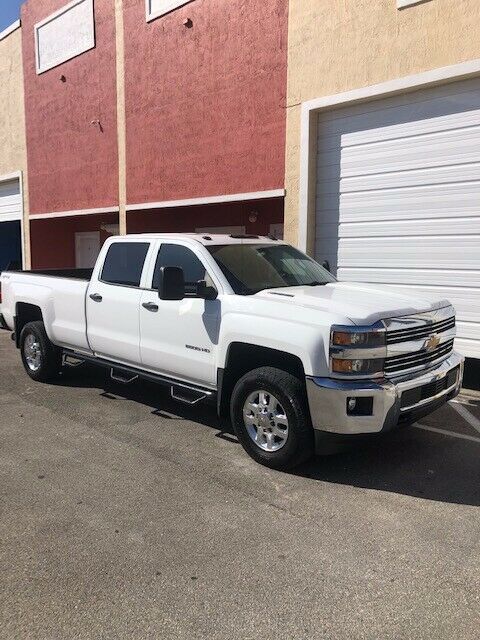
[24,333,42,372]
[243,390,289,452]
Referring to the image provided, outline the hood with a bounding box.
[253,282,451,325]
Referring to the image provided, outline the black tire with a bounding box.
[230,366,314,470]
[20,321,62,382]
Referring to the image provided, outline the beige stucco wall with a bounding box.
[285,0,480,247]
[0,26,30,267]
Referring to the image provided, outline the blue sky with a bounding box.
[0,0,24,32]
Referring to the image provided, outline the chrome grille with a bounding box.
[386,315,455,345]
[385,339,454,375]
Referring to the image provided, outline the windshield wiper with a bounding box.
[305,281,326,286]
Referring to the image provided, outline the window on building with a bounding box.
[101,243,149,287]
[35,0,95,74]
[152,244,211,295]
[146,0,193,23]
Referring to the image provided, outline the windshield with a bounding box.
[207,243,336,295]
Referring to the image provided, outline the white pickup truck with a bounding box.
[0,233,464,469]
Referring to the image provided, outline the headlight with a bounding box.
[330,324,386,378]
[332,329,385,348]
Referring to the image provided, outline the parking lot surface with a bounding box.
[0,330,479,640]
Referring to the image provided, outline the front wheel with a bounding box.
[230,367,314,470]
[20,321,62,382]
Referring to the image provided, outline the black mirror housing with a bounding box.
[158,266,185,300]
[196,280,218,300]
[322,260,330,273]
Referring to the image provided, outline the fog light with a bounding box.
[346,396,374,416]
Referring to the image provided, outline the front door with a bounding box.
[140,242,219,386]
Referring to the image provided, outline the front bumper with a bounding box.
[306,351,464,435]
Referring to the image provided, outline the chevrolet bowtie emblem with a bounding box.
[424,333,441,352]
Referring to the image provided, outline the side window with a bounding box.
[101,243,149,287]
[152,244,209,295]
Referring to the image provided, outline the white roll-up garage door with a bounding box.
[315,77,480,359]
[0,178,22,273]
[0,179,21,222]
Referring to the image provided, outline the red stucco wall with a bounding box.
[123,0,288,205]
[22,0,118,215]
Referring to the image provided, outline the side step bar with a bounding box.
[170,386,208,405]
[110,368,139,384]
[62,349,216,406]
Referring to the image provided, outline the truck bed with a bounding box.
[7,268,93,281]
[1,269,91,352]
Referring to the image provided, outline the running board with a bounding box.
[62,349,216,404]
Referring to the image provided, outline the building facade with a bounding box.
[16,0,288,270]
[1,0,480,362]
[284,0,480,359]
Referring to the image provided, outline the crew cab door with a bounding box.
[86,240,150,365]
[139,242,220,386]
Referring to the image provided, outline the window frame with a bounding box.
[148,241,220,298]
[34,0,95,75]
[99,241,152,290]
[145,0,194,23]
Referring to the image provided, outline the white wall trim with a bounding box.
[145,0,193,23]
[298,57,480,253]
[126,189,286,212]
[397,0,432,8]
[0,170,22,183]
[0,19,21,42]
[34,0,95,74]
[30,206,119,220]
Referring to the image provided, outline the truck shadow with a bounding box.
[296,428,480,507]
[53,365,480,507]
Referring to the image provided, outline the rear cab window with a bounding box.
[101,242,150,287]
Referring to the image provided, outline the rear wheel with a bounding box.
[230,366,314,470]
[20,321,62,382]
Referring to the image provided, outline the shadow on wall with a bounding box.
[126,198,284,237]
[30,213,119,269]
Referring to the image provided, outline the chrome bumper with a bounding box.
[306,351,464,435]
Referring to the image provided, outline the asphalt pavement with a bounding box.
[0,330,479,639]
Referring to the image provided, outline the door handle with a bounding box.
[142,301,159,312]
[89,293,103,303]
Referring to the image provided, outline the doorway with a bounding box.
[75,231,100,268]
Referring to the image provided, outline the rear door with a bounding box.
[86,240,151,365]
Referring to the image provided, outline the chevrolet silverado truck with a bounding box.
[0,234,464,469]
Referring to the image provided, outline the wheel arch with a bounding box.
[15,303,44,348]
[217,342,306,418]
